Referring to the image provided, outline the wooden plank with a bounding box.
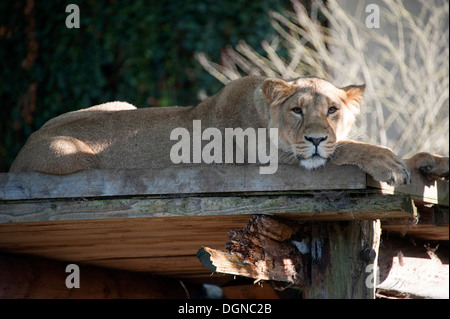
[382,205,449,241]
[0,215,250,281]
[0,192,416,224]
[367,171,449,206]
[0,253,187,299]
[0,164,365,200]
[0,190,414,282]
[221,284,281,299]
[382,224,449,242]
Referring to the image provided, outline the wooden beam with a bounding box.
[0,215,250,282]
[0,164,431,286]
[0,192,416,224]
[0,164,365,200]
[221,284,282,299]
[0,191,416,282]
[0,252,188,298]
[377,237,449,299]
[367,171,449,206]
[382,205,449,241]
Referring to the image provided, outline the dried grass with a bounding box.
[196,0,449,157]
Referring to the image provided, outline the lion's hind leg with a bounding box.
[10,135,98,175]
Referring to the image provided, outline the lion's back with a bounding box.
[42,101,137,129]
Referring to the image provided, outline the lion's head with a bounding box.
[261,77,365,169]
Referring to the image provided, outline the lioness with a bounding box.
[10,76,448,184]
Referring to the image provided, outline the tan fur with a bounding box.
[11,76,443,185]
[405,152,449,181]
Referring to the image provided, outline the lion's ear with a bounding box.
[340,84,365,110]
[262,78,297,105]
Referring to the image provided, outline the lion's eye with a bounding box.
[292,107,303,115]
[328,106,338,114]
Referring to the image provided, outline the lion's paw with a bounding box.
[363,149,411,186]
[405,152,449,181]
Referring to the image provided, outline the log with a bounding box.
[197,215,309,285]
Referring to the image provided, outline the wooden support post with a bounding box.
[303,220,381,299]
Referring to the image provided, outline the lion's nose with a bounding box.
[305,136,328,147]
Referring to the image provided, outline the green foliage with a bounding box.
[0,0,289,171]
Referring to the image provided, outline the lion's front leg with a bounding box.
[331,140,411,186]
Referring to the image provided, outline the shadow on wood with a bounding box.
[0,252,188,299]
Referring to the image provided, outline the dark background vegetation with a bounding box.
[0,0,295,172]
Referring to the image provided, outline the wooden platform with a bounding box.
[0,164,447,285]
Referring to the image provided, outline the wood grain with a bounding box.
[0,192,415,282]
[0,193,416,224]
[0,164,365,200]
[0,252,187,299]
[367,172,449,206]
[0,215,250,280]
[0,164,444,285]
